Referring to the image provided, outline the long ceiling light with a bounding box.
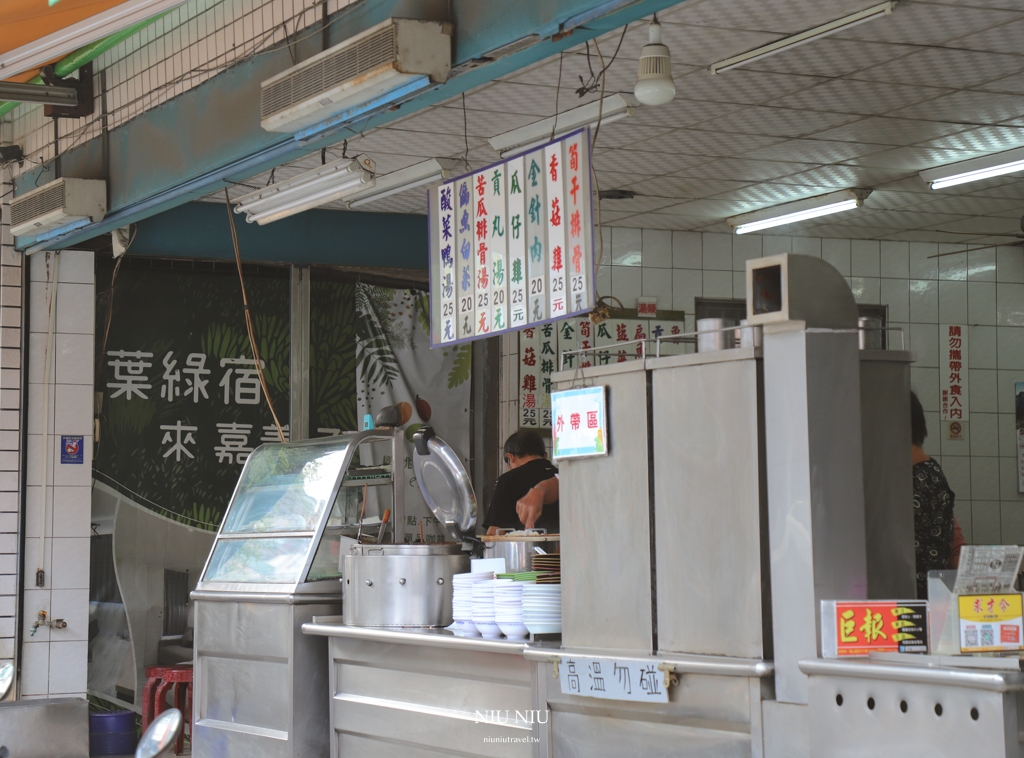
[727,189,871,234]
[488,94,638,155]
[709,2,897,74]
[919,146,1024,190]
[347,158,461,208]
[233,156,375,225]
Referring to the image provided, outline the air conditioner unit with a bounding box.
[261,18,451,134]
[10,177,106,237]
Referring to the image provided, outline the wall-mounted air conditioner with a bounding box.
[260,18,451,134]
[10,177,106,237]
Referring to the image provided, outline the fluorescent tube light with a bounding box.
[709,2,896,74]
[727,189,870,234]
[233,156,375,224]
[488,94,638,155]
[919,146,1024,190]
[347,158,461,208]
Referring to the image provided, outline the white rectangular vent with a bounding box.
[260,18,451,134]
[10,177,106,238]
[261,25,396,120]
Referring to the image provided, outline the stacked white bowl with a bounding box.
[471,579,501,638]
[523,584,562,634]
[452,571,493,635]
[493,579,528,639]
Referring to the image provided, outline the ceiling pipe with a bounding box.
[0,10,173,119]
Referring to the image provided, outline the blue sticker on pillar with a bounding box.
[61,435,83,464]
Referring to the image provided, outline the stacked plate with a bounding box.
[471,579,502,638]
[452,571,493,635]
[533,554,561,584]
[493,579,528,639]
[523,584,562,634]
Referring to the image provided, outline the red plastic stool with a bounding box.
[142,664,193,755]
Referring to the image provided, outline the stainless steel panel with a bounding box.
[328,635,535,758]
[763,326,868,705]
[289,265,310,442]
[554,365,653,654]
[0,697,89,758]
[551,711,750,758]
[651,353,769,659]
[761,700,809,758]
[807,671,1019,757]
[193,599,336,758]
[859,352,915,600]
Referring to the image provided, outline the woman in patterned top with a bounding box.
[911,391,956,599]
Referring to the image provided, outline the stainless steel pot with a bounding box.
[342,543,469,628]
[481,529,560,573]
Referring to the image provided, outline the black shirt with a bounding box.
[483,458,559,533]
[913,458,955,599]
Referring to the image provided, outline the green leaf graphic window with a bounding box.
[222,440,350,533]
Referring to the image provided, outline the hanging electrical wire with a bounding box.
[575,24,629,98]
[222,189,287,443]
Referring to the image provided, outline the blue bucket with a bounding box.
[90,710,137,756]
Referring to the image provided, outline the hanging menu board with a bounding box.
[428,128,596,347]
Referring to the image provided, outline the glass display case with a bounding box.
[197,429,405,593]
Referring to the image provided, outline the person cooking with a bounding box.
[911,391,957,599]
[483,430,559,534]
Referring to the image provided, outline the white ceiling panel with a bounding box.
[932,216,1023,235]
[854,47,1024,90]
[626,23,785,67]
[742,138,891,163]
[588,121,677,150]
[651,128,783,157]
[774,79,952,115]
[696,106,861,138]
[864,189,935,209]
[711,182,836,206]
[658,0,875,35]
[946,17,1024,54]
[832,1,1022,46]
[848,145,986,171]
[679,156,819,181]
[620,174,752,198]
[808,117,970,147]
[592,147,709,175]
[771,164,896,189]
[630,98,745,128]
[673,68,826,105]
[912,194,1023,216]
[927,125,1024,152]
[977,71,1024,95]
[743,38,918,79]
[886,88,1024,124]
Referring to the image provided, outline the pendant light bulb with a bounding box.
[634,20,675,106]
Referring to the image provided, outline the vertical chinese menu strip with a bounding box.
[524,149,548,326]
[437,183,457,344]
[537,322,556,428]
[506,156,528,329]
[473,171,491,336]
[546,141,567,320]
[939,324,969,422]
[564,130,592,315]
[487,163,509,334]
[428,187,443,345]
[455,176,476,341]
[519,327,540,428]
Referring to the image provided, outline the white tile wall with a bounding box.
[0,164,19,698]
[18,250,94,699]
[503,227,1024,547]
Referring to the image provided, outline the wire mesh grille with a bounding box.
[4,0,357,174]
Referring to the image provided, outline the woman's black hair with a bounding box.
[910,391,927,447]
[503,430,548,459]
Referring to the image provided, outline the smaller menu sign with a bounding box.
[821,600,928,657]
[551,385,607,460]
[959,594,1024,653]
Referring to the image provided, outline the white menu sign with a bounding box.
[940,324,968,422]
[428,129,596,347]
[558,654,669,703]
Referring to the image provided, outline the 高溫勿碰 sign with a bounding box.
[428,128,596,346]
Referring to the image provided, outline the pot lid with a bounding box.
[412,427,477,542]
